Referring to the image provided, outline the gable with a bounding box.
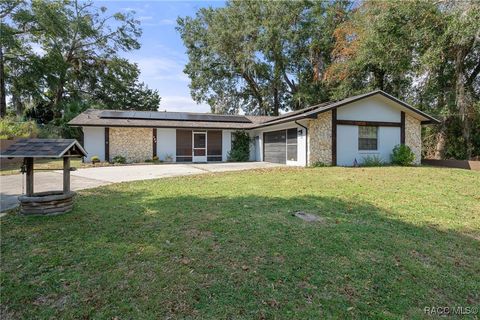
[336,95,402,122]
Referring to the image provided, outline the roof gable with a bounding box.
[254,90,440,128]
[1,139,87,158]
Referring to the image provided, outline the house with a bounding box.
[68,90,439,166]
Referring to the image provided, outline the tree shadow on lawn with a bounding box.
[1,189,479,319]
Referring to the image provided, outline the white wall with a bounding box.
[337,95,401,122]
[156,128,176,161]
[253,122,307,166]
[337,125,400,166]
[222,130,232,161]
[83,126,104,162]
[335,95,405,166]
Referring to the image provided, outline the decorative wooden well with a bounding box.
[1,139,87,215]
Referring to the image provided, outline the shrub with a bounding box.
[0,117,39,139]
[310,161,330,167]
[112,155,126,164]
[228,131,251,162]
[152,156,159,161]
[391,144,415,166]
[361,155,384,167]
[91,155,100,164]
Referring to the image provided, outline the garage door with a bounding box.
[264,130,286,163]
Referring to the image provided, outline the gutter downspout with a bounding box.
[295,120,308,167]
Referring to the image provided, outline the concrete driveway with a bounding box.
[0,162,282,213]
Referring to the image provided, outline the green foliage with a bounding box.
[0,117,38,139]
[361,155,385,167]
[152,156,159,161]
[310,161,331,168]
[177,1,348,115]
[1,0,159,127]
[391,144,415,166]
[228,131,251,162]
[112,155,126,164]
[91,155,100,163]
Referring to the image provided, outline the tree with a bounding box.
[325,0,480,159]
[2,0,161,126]
[177,0,350,115]
[29,0,141,114]
[88,58,161,111]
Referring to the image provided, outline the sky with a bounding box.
[96,0,226,113]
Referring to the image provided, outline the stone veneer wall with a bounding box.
[308,111,332,165]
[405,114,422,164]
[110,127,152,163]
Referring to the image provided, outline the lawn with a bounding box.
[1,167,479,318]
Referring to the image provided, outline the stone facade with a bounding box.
[405,114,422,164]
[110,127,153,163]
[308,111,332,165]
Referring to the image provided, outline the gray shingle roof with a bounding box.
[68,90,440,129]
[0,139,87,158]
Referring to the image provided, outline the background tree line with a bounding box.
[177,0,480,160]
[0,0,160,138]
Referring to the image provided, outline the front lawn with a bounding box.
[1,167,479,318]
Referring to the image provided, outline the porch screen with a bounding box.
[207,130,222,161]
[176,130,192,162]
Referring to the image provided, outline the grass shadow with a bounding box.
[1,178,479,319]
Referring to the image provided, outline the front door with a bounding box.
[193,132,207,162]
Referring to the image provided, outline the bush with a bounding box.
[310,161,331,167]
[361,155,384,167]
[0,117,39,139]
[91,155,100,164]
[228,131,251,162]
[152,156,159,161]
[112,155,126,164]
[391,144,415,166]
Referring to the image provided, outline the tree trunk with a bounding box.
[454,46,472,159]
[13,92,24,117]
[273,86,279,116]
[433,122,446,159]
[0,44,7,118]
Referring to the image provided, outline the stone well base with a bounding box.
[18,191,76,215]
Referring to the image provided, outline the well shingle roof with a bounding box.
[0,139,87,158]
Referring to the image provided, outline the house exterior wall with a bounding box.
[336,95,401,122]
[252,122,307,166]
[83,126,105,162]
[337,125,400,166]
[405,114,422,164]
[308,111,332,165]
[156,128,176,161]
[110,127,152,163]
[222,130,232,161]
[334,95,421,166]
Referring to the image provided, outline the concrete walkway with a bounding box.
[0,162,282,213]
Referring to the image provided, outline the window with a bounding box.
[358,126,378,150]
[287,128,297,161]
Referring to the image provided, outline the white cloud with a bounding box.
[142,18,177,27]
[159,96,210,113]
[138,16,153,21]
[132,57,188,82]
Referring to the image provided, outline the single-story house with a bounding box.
[69,90,439,166]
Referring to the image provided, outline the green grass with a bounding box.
[1,167,479,318]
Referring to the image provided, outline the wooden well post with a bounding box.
[25,157,34,196]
